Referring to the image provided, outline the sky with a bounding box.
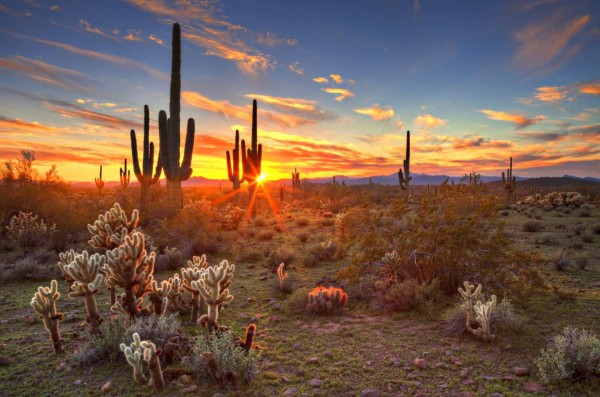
[0,0,599,182]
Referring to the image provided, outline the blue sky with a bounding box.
[0,0,598,181]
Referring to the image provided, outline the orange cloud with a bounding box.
[579,82,600,95]
[513,14,590,72]
[480,109,546,129]
[79,20,115,40]
[43,101,142,131]
[182,91,248,120]
[329,74,343,84]
[535,86,567,102]
[413,114,447,130]
[148,34,164,46]
[312,77,328,84]
[289,62,304,75]
[353,105,395,121]
[256,32,298,47]
[322,88,355,102]
[124,30,145,42]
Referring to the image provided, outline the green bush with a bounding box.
[535,327,600,383]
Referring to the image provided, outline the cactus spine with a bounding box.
[241,100,262,215]
[30,279,64,353]
[398,130,411,199]
[226,130,242,202]
[95,165,104,194]
[62,251,105,334]
[131,105,162,217]
[291,168,300,190]
[120,158,130,188]
[502,157,516,202]
[159,23,195,216]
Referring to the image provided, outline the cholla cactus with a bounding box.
[181,254,208,323]
[335,212,347,241]
[30,280,64,353]
[57,249,77,285]
[120,333,146,384]
[141,340,165,390]
[104,231,155,316]
[240,323,256,352]
[62,251,105,334]
[277,263,288,291]
[194,260,235,329]
[146,280,171,317]
[307,285,348,315]
[472,295,497,342]
[6,211,55,253]
[166,273,192,314]
[87,203,139,250]
[458,281,482,329]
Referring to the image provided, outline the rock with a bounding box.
[361,389,381,397]
[179,374,192,384]
[501,375,516,381]
[461,378,474,386]
[483,375,499,381]
[258,276,268,281]
[453,393,477,397]
[413,358,427,369]
[324,350,333,358]
[410,381,423,388]
[25,315,36,324]
[450,355,462,365]
[308,356,318,364]
[282,376,292,383]
[459,368,469,378]
[296,370,305,377]
[513,366,530,376]
[489,393,505,397]
[73,379,82,386]
[293,343,302,350]
[55,362,66,371]
[66,313,79,322]
[523,382,543,392]
[0,356,10,366]
[101,380,111,394]
[182,385,198,393]
[390,357,401,366]
[310,379,324,387]
[283,387,299,396]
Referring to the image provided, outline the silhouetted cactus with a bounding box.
[226,130,242,202]
[398,130,411,198]
[30,279,64,353]
[159,23,195,216]
[120,158,130,188]
[241,100,262,215]
[95,165,104,194]
[291,168,300,190]
[131,105,162,216]
[502,157,516,202]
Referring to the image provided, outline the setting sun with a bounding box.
[257,173,267,183]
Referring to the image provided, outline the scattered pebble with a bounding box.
[309,379,324,387]
[523,382,543,392]
[307,357,319,364]
[73,379,82,386]
[101,380,111,394]
[283,387,299,396]
[360,389,381,397]
[0,356,10,366]
[513,366,530,376]
[413,358,427,369]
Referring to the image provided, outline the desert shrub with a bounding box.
[569,242,583,250]
[307,240,338,262]
[184,332,258,384]
[374,278,441,312]
[5,211,55,254]
[500,210,509,217]
[245,229,256,239]
[296,231,309,244]
[273,224,284,233]
[155,246,184,271]
[295,216,310,227]
[255,230,274,241]
[591,224,600,235]
[122,313,181,349]
[169,198,224,253]
[581,234,594,243]
[444,296,524,336]
[221,204,246,231]
[535,327,600,383]
[307,285,348,315]
[338,186,543,295]
[318,218,335,227]
[552,250,570,271]
[266,247,296,269]
[240,248,263,263]
[522,220,544,232]
[535,233,558,246]
[575,254,589,270]
[300,253,318,268]
[0,257,58,282]
[286,287,310,314]
[180,233,222,257]
[554,223,566,230]
[573,224,586,235]
[73,315,128,365]
[579,209,591,218]
[253,216,268,227]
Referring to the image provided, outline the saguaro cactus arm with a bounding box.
[130,105,162,185]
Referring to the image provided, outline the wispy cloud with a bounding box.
[124,29,145,42]
[513,13,590,73]
[0,55,94,92]
[312,77,328,84]
[520,79,600,105]
[256,32,298,47]
[353,105,395,121]
[322,88,355,102]
[245,94,336,123]
[413,114,447,130]
[43,100,143,131]
[289,62,304,75]
[480,109,546,129]
[534,86,568,103]
[330,74,343,84]
[50,5,60,12]
[148,34,164,45]
[79,19,116,41]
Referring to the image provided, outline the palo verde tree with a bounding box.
[159,23,195,216]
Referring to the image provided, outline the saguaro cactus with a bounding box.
[194,260,235,330]
[95,165,104,194]
[104,231,155,316]
[159,23,195,216]
[291,168,300,190]
[62,251,105,334]
[502,157,516,202]
[131,105,162,216]
[241,100,262,215]
[120,158,130,188]
[30,279,64,353]
[226,130,242,201]
[398,130,411,199]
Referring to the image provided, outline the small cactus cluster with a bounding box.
[291,168,300,190]
[307,285,349,315]
[521,191,587,208]
[458,281,497,342]
[120,333,165,390]
[30,280,64,353]
[181,254,209,323]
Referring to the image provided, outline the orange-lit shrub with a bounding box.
[307,285,348,315]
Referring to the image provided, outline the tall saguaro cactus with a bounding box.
[502,157,516,203]
[95,165,104,194]
[398,130,411,200]
[292,168,300,190]
[159,23,195,216]
[120,158,130,188]
[131,105,162,217]
[241,100,262,214]
[226,130,242,201]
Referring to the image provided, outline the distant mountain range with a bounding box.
[69,172,599,188]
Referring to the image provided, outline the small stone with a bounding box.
[55,362,66,371]
[410,381,423,388]
[282,376,292,383]
[501,375,516,381]
[489,393,505,397]
[179,374,192,384]
[73,379,82,386]
[450,355,461,365]
[283,387,299,396]
[460,368,469,378]
[66,313,79,322]
[247,297,256,302]
[296,370,305,377]
[25,315,36,324]
[293,343,302,350]
[309,379,324,387]
[360,389,381,397]
[461,378,474,386]
[413,358,427,369]
[324,351,333,358]
[258,276,268,281]
[513,366,530,376]
[523,382,543,392]
[101,380,111,394]
[308,356,319,364]
[182,385,198,393]
[483,375,499,381]
[0,356,10,366]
